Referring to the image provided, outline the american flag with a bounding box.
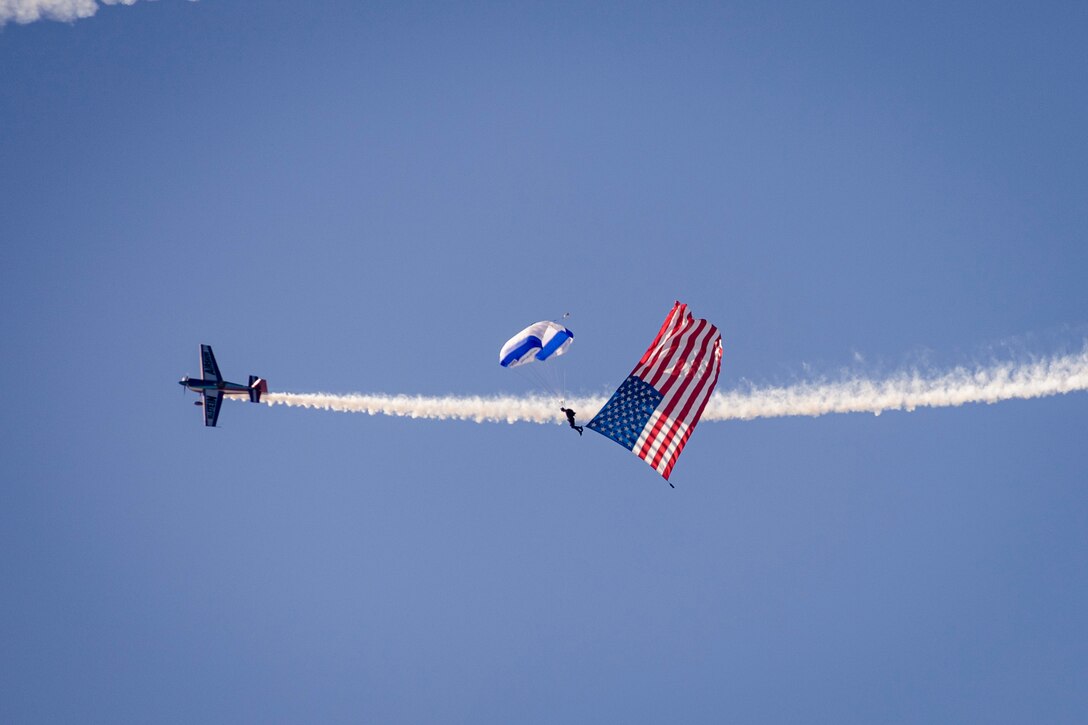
[587,302,723,481]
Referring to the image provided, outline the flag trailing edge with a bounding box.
[587,301,723,481]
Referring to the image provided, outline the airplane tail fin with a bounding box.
[249,376,267,403]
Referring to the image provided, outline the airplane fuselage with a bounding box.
[179,377,253,396]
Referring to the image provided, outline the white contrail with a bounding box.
[704,349,1088,421]
[1,0,139,26]
[263,391,601,425]
[261,348,1088,425]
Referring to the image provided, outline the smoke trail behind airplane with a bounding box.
[261,348,1088,424]
[1,0,139,26]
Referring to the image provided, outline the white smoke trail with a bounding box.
[1,0,139,26]
[704,349,1088,421]
[263,392,601,425]
[261,348,1088,425]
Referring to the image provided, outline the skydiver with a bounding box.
[561,407,583,435]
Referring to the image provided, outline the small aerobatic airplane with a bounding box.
[179,344,267,427]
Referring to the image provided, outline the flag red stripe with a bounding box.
[634,321,715,460]
[634,305,681,371]
[651,337,722,477]
[634,302,689,378]
[641,329,719,471]
[654,318,712,397]
[642,316,703,391]
[633,323,705,457]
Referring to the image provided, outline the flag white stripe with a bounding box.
[636,322,717,463]
[633,305,690,380]
[633,409,664,456]
[645,317,710,392]
[653,419,691,475]
[641,316,705,388]
[638,333,718,470]
[651,339,722,475]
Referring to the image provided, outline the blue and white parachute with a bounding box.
[499,321,574,368]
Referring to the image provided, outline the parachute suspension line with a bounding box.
[546,313,571,403]
[556,313,572,403]
[511,364,561,403]
[533,363,567,405]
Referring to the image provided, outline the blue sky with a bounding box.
[2,2,1087,722]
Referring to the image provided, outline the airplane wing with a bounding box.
[204,391,223,427]
[201,344,223,382]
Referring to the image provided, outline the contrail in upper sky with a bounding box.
[261,348,1088,424]
[1,0,141,26]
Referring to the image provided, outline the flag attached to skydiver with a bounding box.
[588,301,722,481]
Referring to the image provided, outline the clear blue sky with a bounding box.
[2,2,1087,722]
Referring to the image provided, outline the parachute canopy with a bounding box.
[499,321,574,368]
